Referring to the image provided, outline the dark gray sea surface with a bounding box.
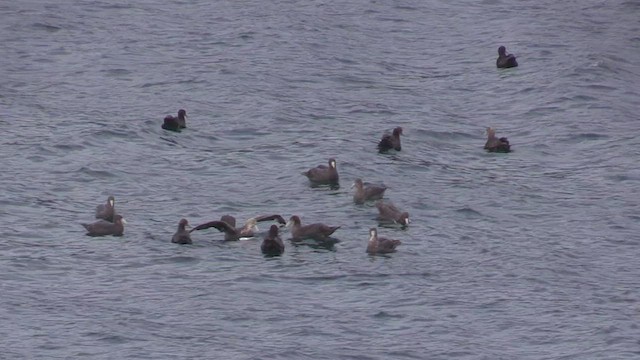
[2,0,640,358]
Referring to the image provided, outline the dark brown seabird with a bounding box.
[302,158,339,185]
[171,218,192,245]
[261,225,285,255]
[352,178,387,204]
[375,200,410,226]
[496,46,518,68]
[378,127,403,153]
[82,214,126,237]
[484,127,511,153]
[287,215,340,241]
[95,195,115,222]
[162,109,187,131]
[367,227,401,254]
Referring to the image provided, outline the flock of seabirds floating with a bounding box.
[80,46,518,256]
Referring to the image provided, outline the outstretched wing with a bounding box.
[253,214,286,225]
[190,220,234,233]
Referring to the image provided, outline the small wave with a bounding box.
[562,133,609,143]
[139,78,202,89]
[95,3,135,9]
[238,31,256,40]
[158,136,181,146]
[581,83,617,92]
[77,167,117,178]
[84,333,136,344]
[52,143,85,151]
[101,68,132,77]
[376,16,409,24]
[419,129,476,141]
[270,271,432,283]
[155,256,200,264]
[347,103,396,116]
[517,86,538,94]
[606,173,640,182]
[570,94,598,102]
[330,74,376,86]
[373,311,404,319]
[524,105,562,116]
[455,207,483,217]
[622,0,640,8]
[225,128,270,140]
[26,155,49,163]
[140,81,172,88]
[91,128,136,140]
[289,238,339,251]
[32,23,61,32]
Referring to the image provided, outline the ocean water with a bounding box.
[1,0,640,358]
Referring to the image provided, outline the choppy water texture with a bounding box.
[2,0,640,358]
